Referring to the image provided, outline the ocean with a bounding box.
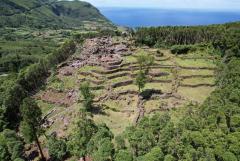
[99,8,240,27]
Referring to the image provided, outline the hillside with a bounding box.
[0,0,113,28]
[0,1,240,160]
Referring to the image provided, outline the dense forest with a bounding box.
[135,22,240,59]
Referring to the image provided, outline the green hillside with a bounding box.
[0,0,112,28]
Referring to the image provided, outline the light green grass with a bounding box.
[178,86,215,102]
[36,100,54,114]
[145,83,172,93]
[108,76,131,84]
[93,109,133,136]
[114,84,138,92]
[175,57,216,68]
[179,69,215,76]
[182,77,215,85]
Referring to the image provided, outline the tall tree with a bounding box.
[79,82,94,111]
[135,53,154,93]
[19,98,45,160]
[47,136,68,161]
[87,124,114,161]
[0,129,24,161]
[135,70,147,92]
[67,113,97,161]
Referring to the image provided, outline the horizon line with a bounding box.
[98,6,240,12]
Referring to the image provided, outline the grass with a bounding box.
[93,109,133,136]
[182,77,215,85]
[36,100,54,115]
[108,76,131,84]
[114,84,138,92]
[179,69,215,76]
[122,55,136,63]
[178,86,215,102]
[62,76,78,89]
[144,100,162,113]
[145,83,172,93]
[175,57,216,68]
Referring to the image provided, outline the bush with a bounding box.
[170,45,195,54]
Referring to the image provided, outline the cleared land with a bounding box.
[34,37,218,136]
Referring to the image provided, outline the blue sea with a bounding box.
[99,8,240,27]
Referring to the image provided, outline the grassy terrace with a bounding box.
[35,47,218,136]
[175,57,216,68]
[182,77,215,85]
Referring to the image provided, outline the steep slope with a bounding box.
[0,0,113,28]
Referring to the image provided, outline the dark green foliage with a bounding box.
[0,129,24,161]
[67,113,97,159]
[114,150,133,161]
[0,40,76,131]
[92,138,114,161]
[135,70,147,92]
[170,45,196,55]
[47,136,68,161]
[67,115,115,161]
[19,97,44,159]
[87,124,114,161]
[115,135,126,150]
[0,0,111,29]
[140,146,164,161]
[135,22,240,58]
[79,82,94,111]
[135,25,223,47]
[19,98,42,142]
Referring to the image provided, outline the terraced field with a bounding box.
[34,42,218,136]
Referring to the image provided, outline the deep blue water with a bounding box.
[99,8,240,27]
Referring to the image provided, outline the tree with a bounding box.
[127,127,155,157]
[136,53,154,73]
[0,129,24,161]
[115,135,126,150]
[115,150,133,161]
[135,70,147,92]
[135,53,154,93]
[19,98,45,160]
[164,154,175,161]
[79,82,94,111]
[47,136,68,161]
[92,138,114,161]
[67,113,97,161]
[140,146,164,161]
[87,124,114,161]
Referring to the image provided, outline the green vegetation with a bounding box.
[0,40,76,131]
[135,71,147,92]
[135,22,240,59]
[19,98,44,160]
[1,0,240,160]
[0,129,24,161]
[47,136,68,161]
[79,82,95,111]
[135,53,154,92]
[0,0,112,29]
